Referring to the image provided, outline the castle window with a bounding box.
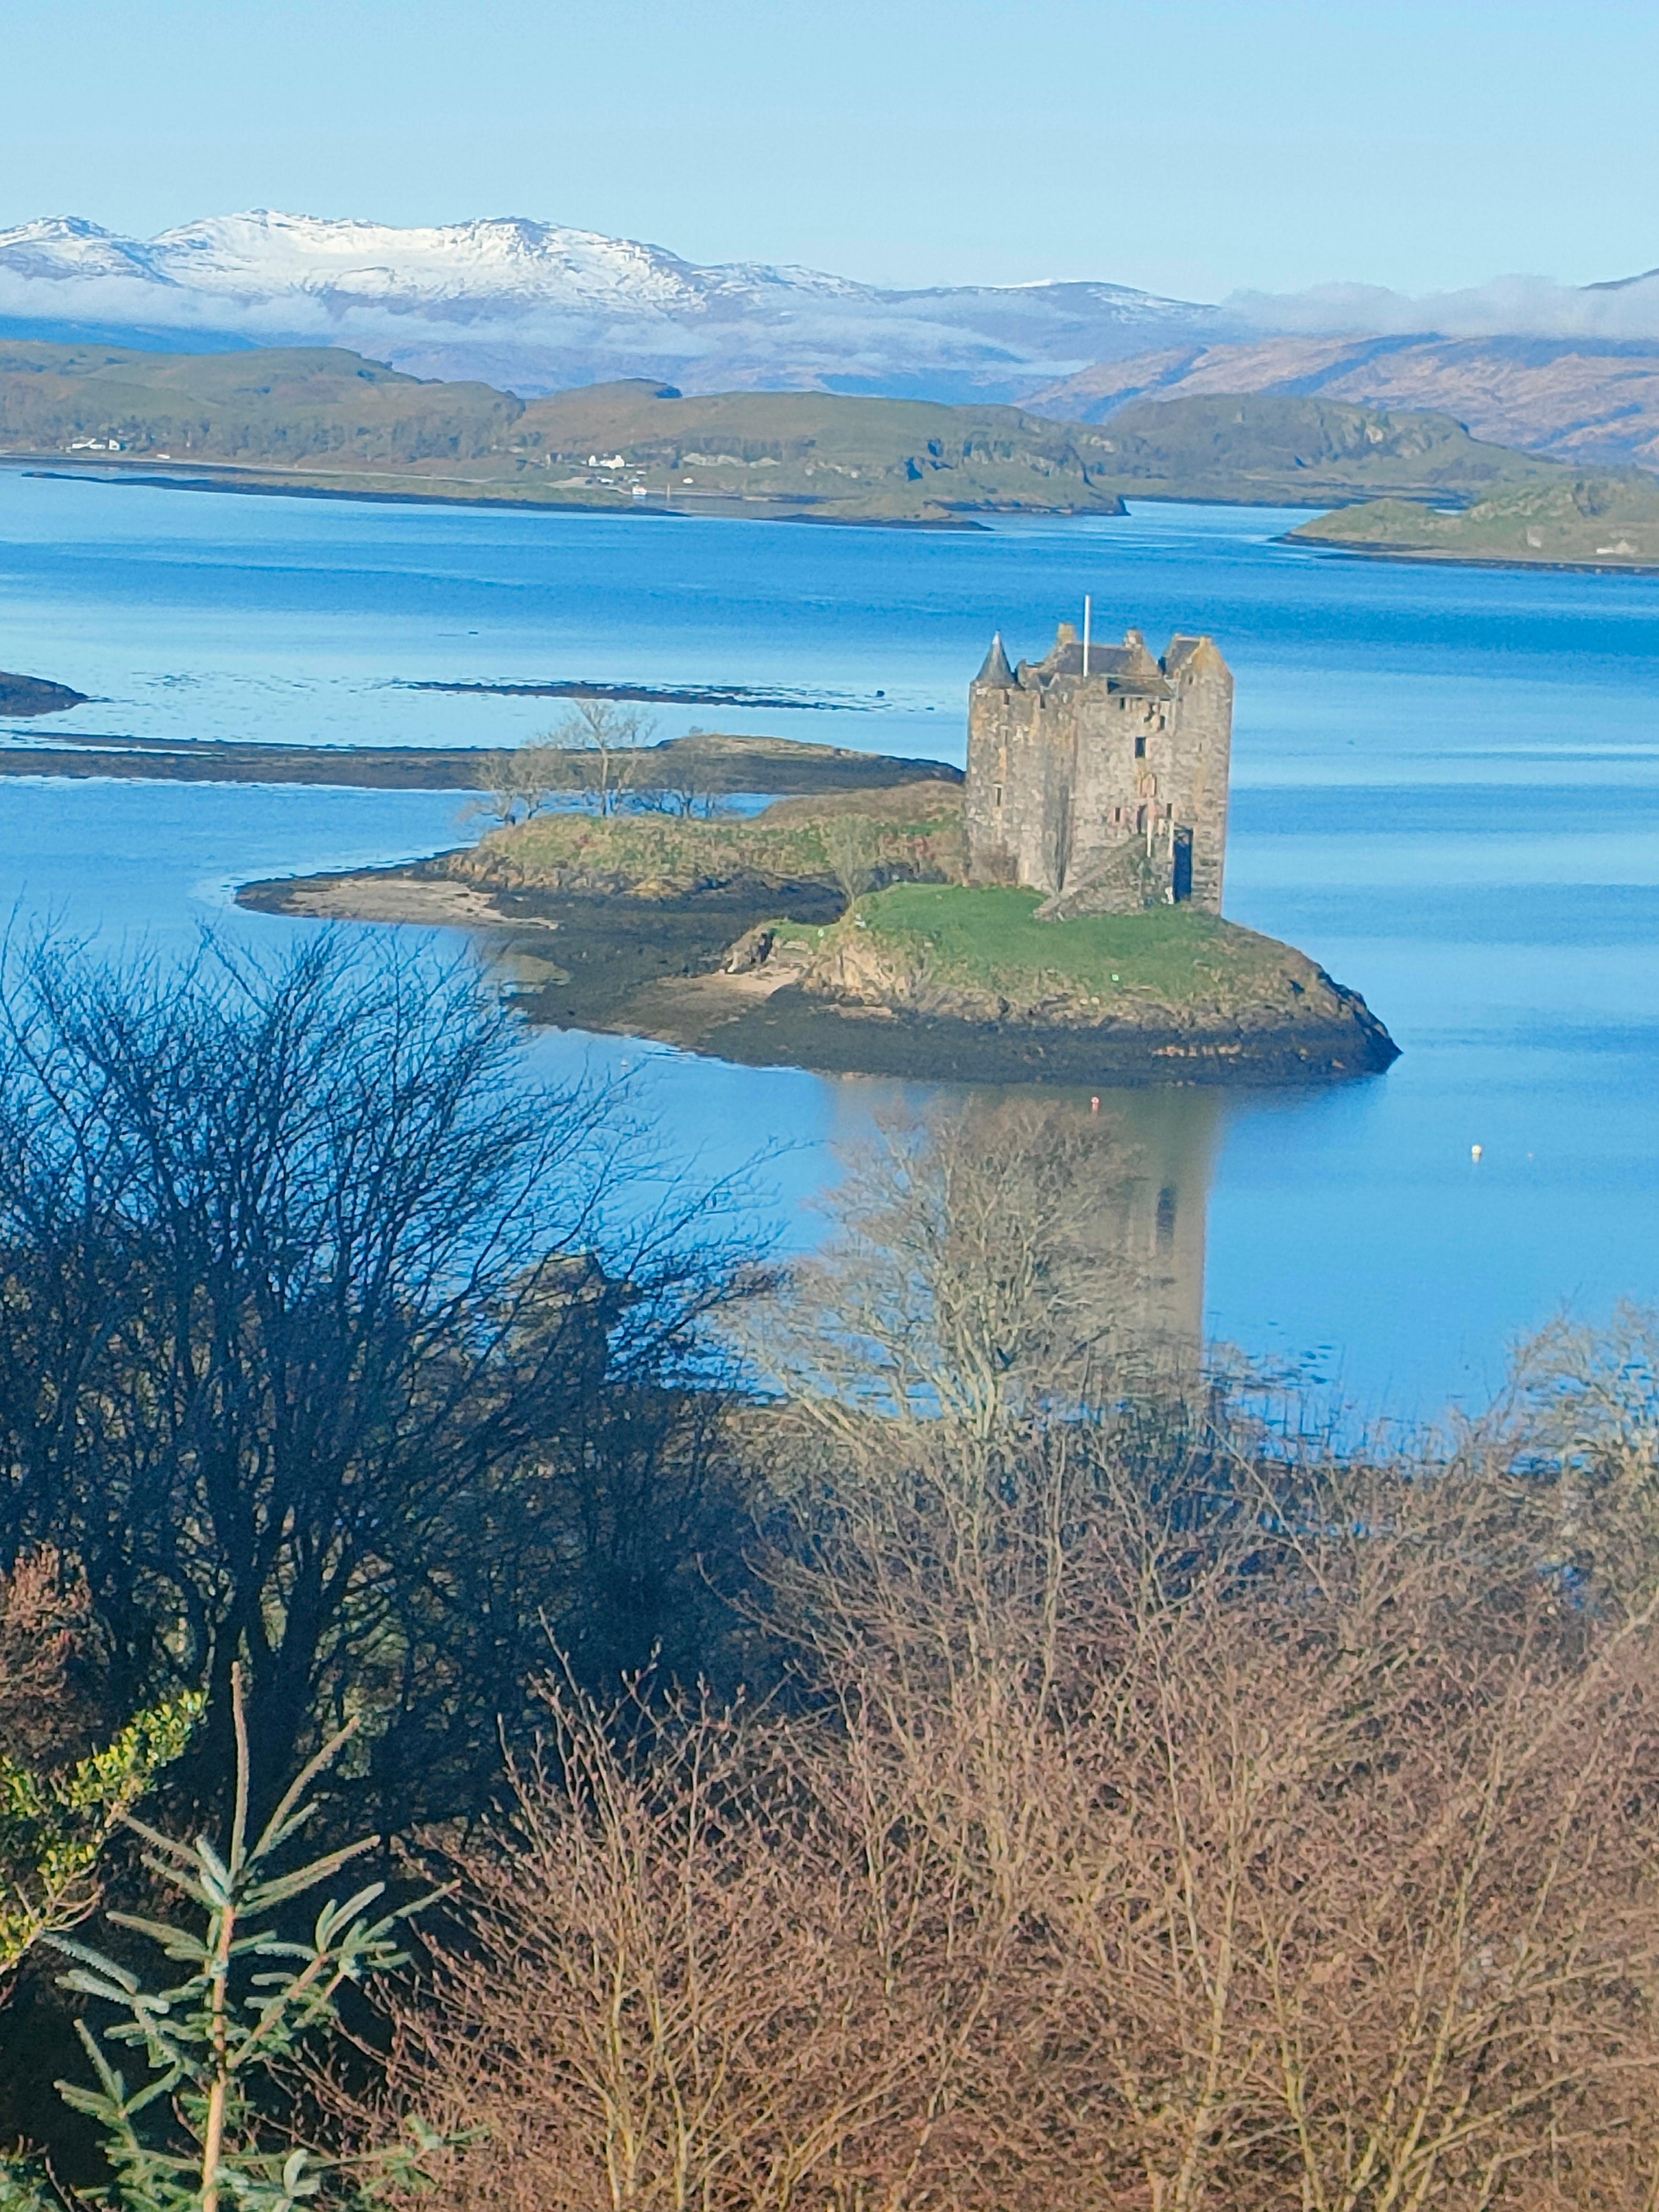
[1134,733,1146,759]
[1155,1186,1177,1251]
[994,785,1003,808]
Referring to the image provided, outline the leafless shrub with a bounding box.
[340,1679,968,2212]
[322,1113,1659,2212]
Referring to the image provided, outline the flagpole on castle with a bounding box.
[1082,593,1091,676]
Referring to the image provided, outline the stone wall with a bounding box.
[965,621,1233,916]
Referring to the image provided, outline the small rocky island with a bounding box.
[0,669,88,716]
[241,621,1398,1087]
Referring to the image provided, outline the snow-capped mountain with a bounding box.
[0,210,1233,399]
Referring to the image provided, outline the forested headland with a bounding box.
[1,932,1656,2212]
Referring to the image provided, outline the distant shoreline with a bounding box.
[1281,533,1659,577]
[19,455,1655,571]
[0,732,963,796]
[1,456,993,530]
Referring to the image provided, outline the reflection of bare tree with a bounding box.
[745,1091,1218,1437]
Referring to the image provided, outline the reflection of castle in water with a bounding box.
[1097,1086,1222,1363]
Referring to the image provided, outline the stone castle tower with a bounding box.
[964,618,1233,916]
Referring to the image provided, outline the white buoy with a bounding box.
[1471,1143,1483,1163]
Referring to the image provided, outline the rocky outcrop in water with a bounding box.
[0,671,87,716]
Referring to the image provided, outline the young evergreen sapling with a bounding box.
[47,1668,442,2212]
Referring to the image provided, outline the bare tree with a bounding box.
[0,930,759,1827]
[347,1679,944,2212]
[629,726,730,818]
[546,701,659,817]
[330,1384,1659,2212]
[469,739,574,828]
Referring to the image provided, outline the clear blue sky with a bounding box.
[5,0,1654,300]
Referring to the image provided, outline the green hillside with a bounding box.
[512,382,1126,517]
[0,342,519,464]
[1085,394,1563,506]
[1288,470,1659,567]
[0,346,1126,522]
[0,342,1581,526]
[830,884,1297,1013]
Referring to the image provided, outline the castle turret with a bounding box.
[964,617,1233,916]
[975,633,1014,686]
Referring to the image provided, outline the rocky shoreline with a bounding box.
[238,861,1399,1089]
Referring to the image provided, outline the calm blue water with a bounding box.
[4,466,1659,1417]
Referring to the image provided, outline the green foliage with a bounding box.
[0,1694,203,1977]
[47,1669,442,2212]
[0,2155,58,2212]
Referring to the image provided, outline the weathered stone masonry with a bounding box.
[964,619,1233,916]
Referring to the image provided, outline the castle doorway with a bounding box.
[1172,826,1194,903]
[1053,782,1073,891]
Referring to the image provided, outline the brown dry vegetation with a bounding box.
[0,1550,91,1768]
[343,1421,1659,2212]
[314,1115,1659,2212]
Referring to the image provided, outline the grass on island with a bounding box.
[448,786,964,894]
[803,884,1300,1009]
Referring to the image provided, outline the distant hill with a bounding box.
[0,343,1580,525]
[1288,471,1659,568]
[13,209,1659,414]
[1029,335,1659,473]
[0,346,1129,521]
[1076,395,1561,506]
[512,382,1129,518]
[0,340,520,462]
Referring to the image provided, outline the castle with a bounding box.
[964,617,1234,917]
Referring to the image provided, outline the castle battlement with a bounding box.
[965,618,1233,917]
